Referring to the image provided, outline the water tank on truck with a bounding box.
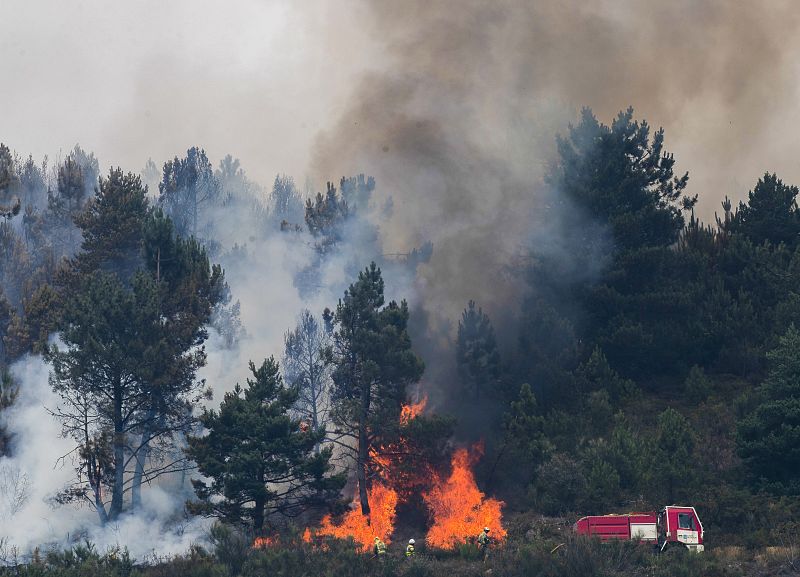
[574,505,704,552]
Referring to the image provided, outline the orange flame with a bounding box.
[372,395,431,497]
[400,395,428,424]
[253,535,277,548]
[423,445,507,550]
[311,483,399,552]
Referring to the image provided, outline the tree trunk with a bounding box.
[109,380,125,520]
[93,482,109,524]
[357,385,371,518]
[253,495,266,534]
[131,412,155,511]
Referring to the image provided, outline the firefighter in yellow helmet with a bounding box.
[373,536,387,558]
[405,538,416,558]
[477,527,491,562]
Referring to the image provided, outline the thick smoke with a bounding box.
[312,0,800,344]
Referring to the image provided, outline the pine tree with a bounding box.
[158,147,220,238]
[730,173,800,248]
[304,182,349,253]
[187,358,345,532]
[574,347,637,402]
[456,300,501,400]
[271,174,304,226]
[129,208,227,510]
[71,168,150,282]
[47,271,152,522]
[0,144,21,221]
[503,383,552,480]
[654,408,695,503]
[521,107,697,382]
[328,262,424,517]
[737,325,800,490]
[48,184,225,519]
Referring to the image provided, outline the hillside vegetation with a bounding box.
[1,108,799,575]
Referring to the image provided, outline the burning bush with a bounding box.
[310,483,399,552]
[423,446,507,550]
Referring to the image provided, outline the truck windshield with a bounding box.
[678,513,695,530]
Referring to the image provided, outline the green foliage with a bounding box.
[584,458,621,512]
[730,173,800,248]
[511,536,651,577]
[576,347,637,403]
[654,408,695,503]
[240,539,374,577]
[46,182,226,520]
[456,300,501,400]
[504,383,552,468]
[72,168,149,282]
[532,453,587,515]
[305,181,350,253]
[187,358,345,532]
[0,143,21,220]
[552,107,691,251]
[737,325,800,491]
[605,415,652,495]
[684,365,711,404]
[0,369,18,454]
[208,523,248,576]
[47,271,154,520]
[519,107,696,392]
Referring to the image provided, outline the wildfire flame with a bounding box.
[372,395,431,498]
[302,395,505,553]
[423,445,507,550]
[400,395,428,424]
[253,535,277,548]
[311,483,399,552]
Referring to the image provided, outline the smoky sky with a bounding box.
[3,0,800,328]
[0,0,373,184]
[313,0,800,330]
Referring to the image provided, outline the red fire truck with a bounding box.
[574,505,704,552]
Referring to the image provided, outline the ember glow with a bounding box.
[423,445,507,550]
[312,483,399,552]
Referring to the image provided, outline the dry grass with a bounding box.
[754,545,797,568]
[712,545,745,562]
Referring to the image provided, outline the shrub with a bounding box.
[684,365,711,403]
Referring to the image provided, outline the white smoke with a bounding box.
[0,355,212,563]
[0,162,418,562]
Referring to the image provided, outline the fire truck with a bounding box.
[574,505,704,552]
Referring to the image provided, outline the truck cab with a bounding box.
[659,506,704,552]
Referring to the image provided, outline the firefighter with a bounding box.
[373,536,387,558]
[405,538,416,558]
[477,527,491,562]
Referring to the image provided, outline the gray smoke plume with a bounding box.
[311,0,800,344]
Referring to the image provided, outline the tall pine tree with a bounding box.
[328,263,424,517]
